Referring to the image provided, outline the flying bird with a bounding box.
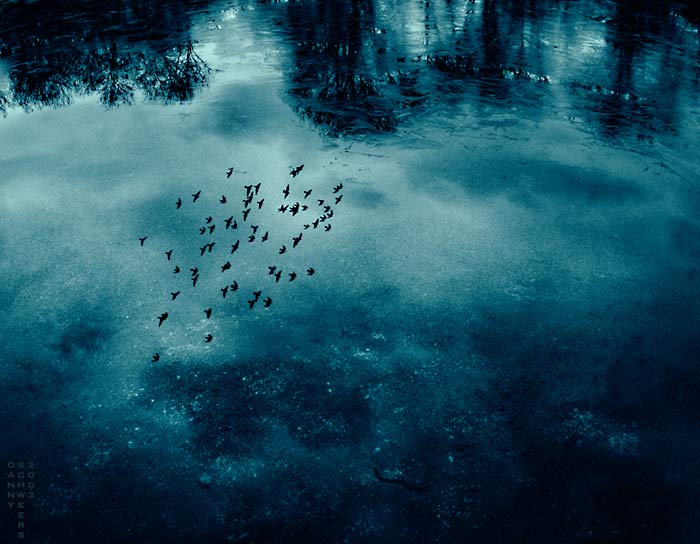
[243,195,253,207]
[251,225,259,234]
[226,167,234,178]
[274,270,282,282]
[192,274,200,287]
[307,268,315,276]
[289,272,297,281]
[152,353,160,362]
[324,205,331,213]
[283,185,290,198]
[248,234,255,243]
[205,308,212,319]
[205,334,213,342]
[301,205,308,211]
[263,297,272,308]
[193,190,202,202]
[253,290,262,302]
[290,202,300,216]
[333,183,343,193]
[190,267,199,276]
[335,195,343,204]
[303,189,312,199]
[303,224,310,230]
[221,261,231,272]
[224,216,235,229]
[158,312,168,327]
[248,299,256,309]
[318,199,325,206]
[293,233,302,248]
[171,291,180,300]
[244,184,253,195]
[207,242,215,253]
[230,281,238,291]
[312,219,320,229]
[279,245,286,254]
[290,164,304,177]
[221,285,229,298]
[199,227,206,235]
[268,266,277,275]
[257,199,264,209]
[200,244,208,256]
[231,240,240,254]
[325,224,332,231]
[174,266,180,274]
[208,225,216,234]
[165,250,173,260]
[206,216,213,224]
[220,195,227,204]
[278,204,288,213]
[176,198,182,209]
[139,237,147,246]
[327,209,334,218]
[261,231,269,242]
[254,183,261,194]
[242,209,251,221]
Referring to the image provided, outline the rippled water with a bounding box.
[1,1,699,542]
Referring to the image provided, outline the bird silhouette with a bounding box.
[333,183,343,193]
[325,224,332,231]
[230,281,239,292]
[263,297,272,308]
[312,219,320,229]
[205,334,213,342]
[199,227,206,235]
[323,205,331,213]
[200,245,208,256]
[244,184,253,195]
[278,204,288,213]
[335,195,343,204]
[319,215,327,223]
[290,164,304,177]
[192,274,200,287]
[307,268,315,276]
[318,199,325,206]
[242,209,251,221]
[268,266,277,275]
[231,240,240,254]
[208,225,216,234]
[254,183,261,194]
[205,308,212,318]
[166,250,173,260]
[171,291,181,300]
[158,312,168,327]
[257,199,264,209]
[303,224,310,230]
[226,167,234,178]
[221,261,231,272]
[303,189,312,199]
[152,353,160,362]
[248,234,255,243]
[327,209,334,218]
[279,245,286,254]
[206,216,213,224]
[193,190,201,202]
[221,285,229,298]
[243,195,253,207]
[191,267,199,276]
[283,185,290,198]
[225,216,235,229]
[176,198,182,209]
[248,299,256,309]
[261,231,269,242]
[290,202,300,216]
[207,242,215,253]
[174,266,180,274]
[253,290,262,302]
[220,195,227,204]
[251,225,259,234]
[274,270,282,282]
[289,272,297,281]
[301,205,308,211]
[293,233,302,248]
[139,237,147,246]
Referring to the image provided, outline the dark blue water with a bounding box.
[1,1,699,542]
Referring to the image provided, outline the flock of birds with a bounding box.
[141,164,344,361]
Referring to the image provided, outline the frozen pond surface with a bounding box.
[1,1,700,542]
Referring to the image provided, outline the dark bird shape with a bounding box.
[192,274,199,287]
[248,234,255,243]
[231,240,240,254]
[254,183,261,194]
[319,215,327,223]
[324,205,331,213]
[139,236,147,246]
[303,189,312,199]
[303,224,310,230]
[274,271,282,282]
[278,204,288,213]
[205,334,213,343]
[257,199,264,209]
[206,216,213,224]
[325,224,332,231]
[279,245,286,254]
[221,285,229,298]
[208,224,216,234]
[205,308,212,319]
[327,209,334,218]
[293,233,302,248]
[152,353,160,362]
[301,205,308,211]
[230,281,238,292]
[307,268,315,276]
[192,190,201,202]
[166,250,173,260]
[158,312,168,327]
[200,244,208,256]
[290,164,304,177]
[263,297,272,308]
[283,184,290,198]
[244,184,253,195]
[251,225,259,234]
[176,198,182,209]
[248,299,256,309]
[261,231,269,242]
[253,290,262,302]
[313,219,320,229]
[335,195,343,204]
[290,202,300,216]
[242,209,251,221]
[199,227,206,235]
[174,266,180,274]
[243,195,253,207]
[171,291,181,300]
[268,266,277,275]
[225,216,234,229]
[289,272,297,281]
[333,183,343,193]
[190,267,199,276]
[221,261,231,272]
[220,195,227,204]
[318,199,325,206]
[226,167,234,178]
[207,242,215,253]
